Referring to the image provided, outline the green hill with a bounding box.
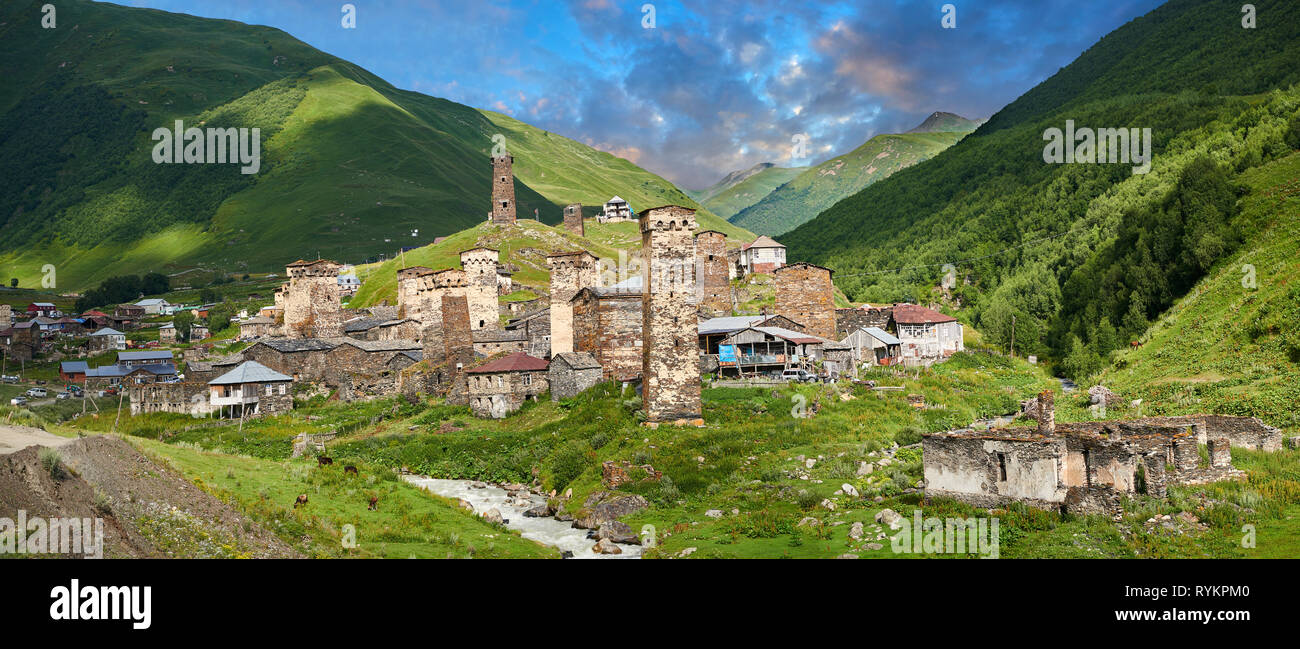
[0,0,748,291]
[781,0,1300,374]
[729,129,972,236]
[689,163,806,220]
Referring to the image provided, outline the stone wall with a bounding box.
[415,268,468,357]
[1057,414,1283,451]
[396,266,433,320]
[695,230,731,315]
[922,431,1069,509]
[563,203,584,236]
[640,205,702,425]
[549,352,602,401]
[835,306,893,339]
[774,262,836,341]
[490,154,516,225]
[283,259,343,338]
[574,290,642,381]
[442,294,474,403]
[461,248,501,332]
[547,251,599,356]
[466,369,548,418]
[129,382,211,416]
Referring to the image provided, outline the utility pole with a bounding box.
[1010,314,1016,358]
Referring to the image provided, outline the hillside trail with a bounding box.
[0,424,73,455]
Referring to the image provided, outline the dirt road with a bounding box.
[0,424,74,455]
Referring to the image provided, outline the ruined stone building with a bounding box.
[547,250,599,356]
[465,351,549,418]
[414,268,468,357]
[472,328,529,358]
[504,307,551,359]
[441,294,475,404]
[835,305,894,339]
[549,351,602,401]
[695,230,732,314]
[461,248,502,331]
[490,154,516,225]
[573,278,643,381]
[922,392,1280,516]
[283,259,343,339]
[563,203,585,236]
[774,262,837,341]
[640,205,703,426]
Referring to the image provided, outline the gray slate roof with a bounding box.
[209,360,293,385]
[256,338,339,353]
[552,352,601,370]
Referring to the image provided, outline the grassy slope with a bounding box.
[698,166,806,220]
[1075,153,1300,428]
[0,0,750,291]
[730,131,969,236]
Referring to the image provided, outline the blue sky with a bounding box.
[118,0,1167,189]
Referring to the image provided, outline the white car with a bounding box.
[781,369,816,383]
[25,388,47,398]
[9,397,27,407]
[55,392,73,400]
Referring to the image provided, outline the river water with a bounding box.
[403,476,643,559]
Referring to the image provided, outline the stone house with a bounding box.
[472,328,529,358]
[504,307,551,359]
[190,324,210,340]
[773,262,836,341]
[572,280,642,381]
[241,338,339,382]
[549,352,602,401]
[159,323,177,343]
[835,305,894,339]
[239,316,276,339]
[130,381,212,416]
[739,235,786,275]
[208,360,294,419]
[88,327,127,352]
[465,352,550,418]
[599,195,633,223]
[893,304,963,365]
[283,259,343,338]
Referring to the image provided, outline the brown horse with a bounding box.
[293,494,309,508]
[344,465,358,475]
[317,456,334,467]
[368,496,379,511]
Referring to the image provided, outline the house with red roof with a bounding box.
[891,304,963,365]
[464,352,550,418]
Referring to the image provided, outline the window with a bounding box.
[523,373,532,386]
[997,452,1007,481]
[496,376,504,389]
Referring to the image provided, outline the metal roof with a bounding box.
[209,360,293,385]
[699,316,766,336]
[90,327,125,336]
[119,350,175,362]
[862,327,901,346]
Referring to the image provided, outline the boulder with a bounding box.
[856,462,874,476]
[841,483,859,498]
[849,521,864,541]
[523,503,554,518]
[820,498,836,511]
[573,492,650,529]
[592,538,623,555]
[704,509,724,518]
[596,521,637,544]
[1088,385,1122,406]
[482,508,503,525]
[874,508,903,530]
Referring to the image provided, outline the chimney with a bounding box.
[1036,390,1055,435]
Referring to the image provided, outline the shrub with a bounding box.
[794,489,819,510]
[589,433,609,450]
[547,440,590,491]
[895,427,924,446]
[39,448,65,480]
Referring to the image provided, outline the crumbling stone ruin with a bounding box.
[283,259,343,338]
[490,153,516,225]
[573,282,643,381]
[563,203,584,236]
[774,262,836,341]
[461,247,501,332]
[547,251,599,356]
[694,230,732,315]
[396,266,433,320]
[922,391,1277,517]
[415,268,467,358]
[640,205,703,426]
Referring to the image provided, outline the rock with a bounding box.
[856,462,874,476]
[849,521,864,540]
[592,538,623,555]
[820,498,836,511]
[730,508,739,515]
[678,547,697,558]
[573,492,650,529]
[456,499,475,512]
[805,458,817,469]
[877,457,893,467]
[796,517,820,527]
[873,496,883,503]
[841,483,859,498]
[705,509,724,518]
[482,508,503,525]
[875,508,903,530]
[524,503,554,518]
[865,543,883,551]
[915,480,925,489]
[1287,436,1300,450]
[1088,385,1121,406]
[560,550,574,559]
[563,488,572,500]
[596,521,638,544]
[836,554,859,559]
[470,481,487,489]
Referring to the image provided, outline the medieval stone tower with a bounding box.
[490,154,516,225]
[396,266,433,320]
[442,294,474,405]
[640,205,703,426]
[774,262,836,341]
[460,248,500,331]
[416,268,468,362]
[694,230,731,315]
[563,203,585,236]
[547,251,599,356]
[283,259,342,338]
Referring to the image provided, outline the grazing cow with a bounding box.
[368,496,379,511]
[294,494,309,508]
[317,455,334,467]
[1129,341,1143,348]
[344,465,358,475]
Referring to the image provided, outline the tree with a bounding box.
[205,303,235,333]
[173,310,194,342]
[8,279,15,288]
[198,287,220,304]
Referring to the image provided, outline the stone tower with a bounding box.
[416,268,467,361]
[640,205,703,426]
[283,259,342,338]
[460,248,500,331]
[773,262,836,340]
[442,294,474,405]
[490,154,516,225]
[396,266,433,320]
[694,230,731,314]
[563,203,584,236]
[547,251,599,356]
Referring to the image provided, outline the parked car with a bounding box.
[1,375,19,383]
[55,391,72,400]
[25,388,47,398]
[9,397,27,407]
[781,369,816,383]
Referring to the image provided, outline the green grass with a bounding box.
[693,164,807,220]
[130,436,558,559]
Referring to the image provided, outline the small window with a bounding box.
[997,452,1007,481]
[523,373,532,386]
[496,376,504,389]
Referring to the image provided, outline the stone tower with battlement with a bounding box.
[774,262,836,341]
[694,230,731,315]
[397,266,433,320]
[490,154,516,225]
[283,259,342,338]
[416,268,468,361]
[640,205,702,426]
[547,251,599,356]
[460,248,500,331]
[563,203,584,236]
